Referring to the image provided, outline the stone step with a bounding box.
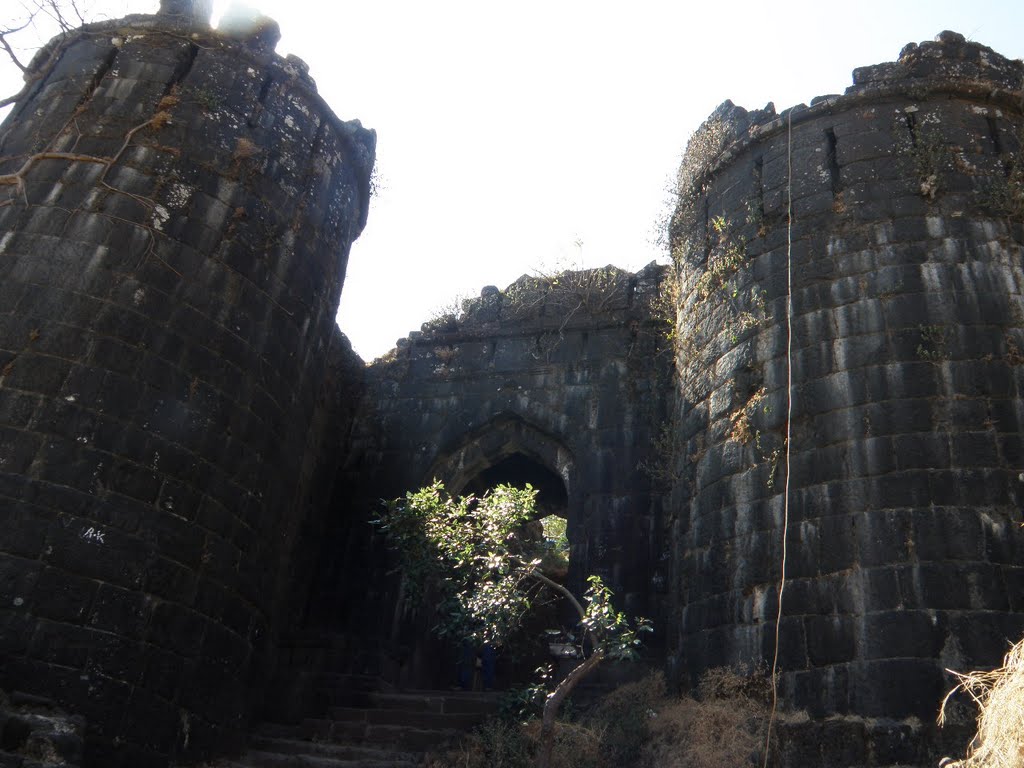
[217,748,417,767]
[224,685,496,767]
[302,718,460,751]
[326,706,483,730]
[329,689,501,715]
[249,734,420,764]
[316,673,397,694]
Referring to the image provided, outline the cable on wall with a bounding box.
[763,107,795,768]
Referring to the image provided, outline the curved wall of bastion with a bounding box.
[0,9,373,765]
[668,32,1024,763]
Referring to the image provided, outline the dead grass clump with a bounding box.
[522,720,604,768]
[940,637,1024,768]
[149,110,172,130]
[644,667,772,768]
[425,718,532,768]
[727,388,766,445]
[428,667,774,768]
[698,664,774,705]
[590,672,665,765]
[233,137,261,161]
[425,717,603,768]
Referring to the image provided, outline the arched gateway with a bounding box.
[429,414,576,509]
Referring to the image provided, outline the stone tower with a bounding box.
[668,32,1024,763]
[0,3,373,765]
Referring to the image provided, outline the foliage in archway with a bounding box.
[377,480,651,768]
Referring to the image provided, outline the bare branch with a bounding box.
[0,11,36,72]
[528,568,586,622]
[0,34,28,73]
[35,0,77,34]
[1,0,89,103]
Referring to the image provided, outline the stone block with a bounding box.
[89,584,151,640]
[30,567,98,625]
[912,507,985,561]
[850,658,944,719]
[791,664,851,717]
[45,521,146,590]
[145,557,199,604]
[806,614,857,666]
[119,688,179,753]
[947,612,1024,666]
[833,332,888,372]
[3,353,73,397]
[856,510,912,567]
[893,432,951,470]
[820,716,869,765]
[867,718,920,765]
[845,435,895,478]
[0,608,35,656]
[863,609,942,659]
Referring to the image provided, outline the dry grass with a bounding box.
[940,637,1024,768]
[645,695,769,768]
[523,720,604,768]
[644,667,772,768]
[424,717,603,768]
[591,672,665,765]
[427,667,773,768]
[727,388,766,444]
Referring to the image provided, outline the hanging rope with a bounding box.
[763,108,795,768]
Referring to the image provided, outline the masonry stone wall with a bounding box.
[343,264,672,687]
[4,13,1024,767]
[0,9,373,766]
[667,32,1024,764]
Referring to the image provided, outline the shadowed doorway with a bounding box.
[459,452,574,689]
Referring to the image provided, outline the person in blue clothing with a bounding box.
[458,640,497,690]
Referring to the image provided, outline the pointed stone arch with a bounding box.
[427,414,583,639]
[427,414,577,507]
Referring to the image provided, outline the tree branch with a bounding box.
[0,0,90,108]
[0,113,167,203]
[528,568,586,621]
[537,648,605,768]
[0,29,30,72]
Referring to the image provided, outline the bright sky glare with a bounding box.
[3,1,1024,360]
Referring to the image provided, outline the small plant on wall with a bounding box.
[895,107,951,200]
[985,121,1024,222]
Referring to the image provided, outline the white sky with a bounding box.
[3,1,1024,360]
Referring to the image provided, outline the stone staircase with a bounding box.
[213,676,501,767]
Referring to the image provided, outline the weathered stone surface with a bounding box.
[668,32,1024,764]
[0,11,373,767]
[3,19,1024,768]
[332,263,673,688]
[0,690,85,768]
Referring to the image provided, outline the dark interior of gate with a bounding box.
[454,452,576,689]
